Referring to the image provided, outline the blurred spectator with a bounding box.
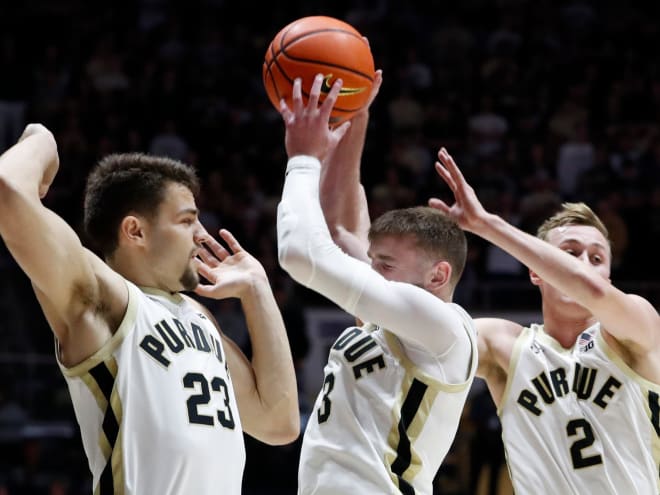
[468,95,509,159]
[0,2,659,493]
[484,192,524,281]
[369,165,416,219]
[595,193,629,271]
[85,37,130,93]
[148,118,190,161]
[387,85,425,132]
[555,121,595,200]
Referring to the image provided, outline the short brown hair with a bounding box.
[369,206,467,286]
[83,152,200,257]
[537,202,609,244]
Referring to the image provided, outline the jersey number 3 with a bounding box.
[317,372,335,423]
[184,372,236,429]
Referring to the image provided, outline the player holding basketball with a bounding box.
[429,148,660,494]
[0,125,299,494]
[276,73,477,495]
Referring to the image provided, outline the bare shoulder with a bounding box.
[474,317,523,403]
[626,293,659,322]
[54,250,130,367]
[84,249,129,311]
[603,293,660,382]
[476,317,524,341]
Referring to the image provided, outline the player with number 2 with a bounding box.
[429,147,660,494]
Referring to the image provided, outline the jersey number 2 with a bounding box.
[567,418,602,469]
[184,372,236,429]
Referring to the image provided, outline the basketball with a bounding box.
[263,16,375,126]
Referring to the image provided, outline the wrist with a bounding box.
[469,212,498,235]
[238,270,271,300]
[286,155,321,174]
[350,110,369,129]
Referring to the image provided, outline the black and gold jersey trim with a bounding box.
[86,358,124,495]
[391,378,428,494]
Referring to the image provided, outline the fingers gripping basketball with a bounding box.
[263,16,375,126]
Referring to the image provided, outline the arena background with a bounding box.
[0,0,658,493]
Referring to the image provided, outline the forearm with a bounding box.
[0,128,59,248]
[477,213,608,302]
[278,156,464,354]
[240,276,299,437]
[0,130,99,323]
[320,110,369,234]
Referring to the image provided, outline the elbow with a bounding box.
[0,174,14,204]
[0,175,23,224]
[253,405,301,446]
[0,172,38,208]
[326,223,342,243]
[0,177,7,211]
[575,268,609,301]
[588,281,609,301]
[277,242,310,285]
[262,415,301,446]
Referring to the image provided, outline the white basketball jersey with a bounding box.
[57,281,245,495]
[298,307,477,495]
[500,323,660,494]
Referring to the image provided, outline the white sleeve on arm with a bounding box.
[277,155,467,357]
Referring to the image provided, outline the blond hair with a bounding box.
[536,202,610,245]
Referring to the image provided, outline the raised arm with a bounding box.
[429,147,660,356]
[319,70,382,262]
[193,229,299,445]
[0,125,127,364]
[277,76,469,359]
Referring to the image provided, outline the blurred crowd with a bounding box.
[0,0,658,493]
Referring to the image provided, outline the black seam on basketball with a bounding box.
[277,50,374,81]
[281,28,364,48]
[269,55,291,101]
[264,23,372,114]
[276,28,373,81]
[263,64,284,103]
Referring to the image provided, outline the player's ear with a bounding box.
[529,268,542,286]
[428,260,451,290]
[119,215,147,246]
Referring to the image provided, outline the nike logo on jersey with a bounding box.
[320,74,368,96]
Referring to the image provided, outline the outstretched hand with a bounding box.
[428,147,489,233]
[194,229,267,300]
[279,73,351,163]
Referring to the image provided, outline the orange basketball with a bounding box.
[263,16,375,126]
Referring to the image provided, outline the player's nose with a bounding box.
[192,221,208,245]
